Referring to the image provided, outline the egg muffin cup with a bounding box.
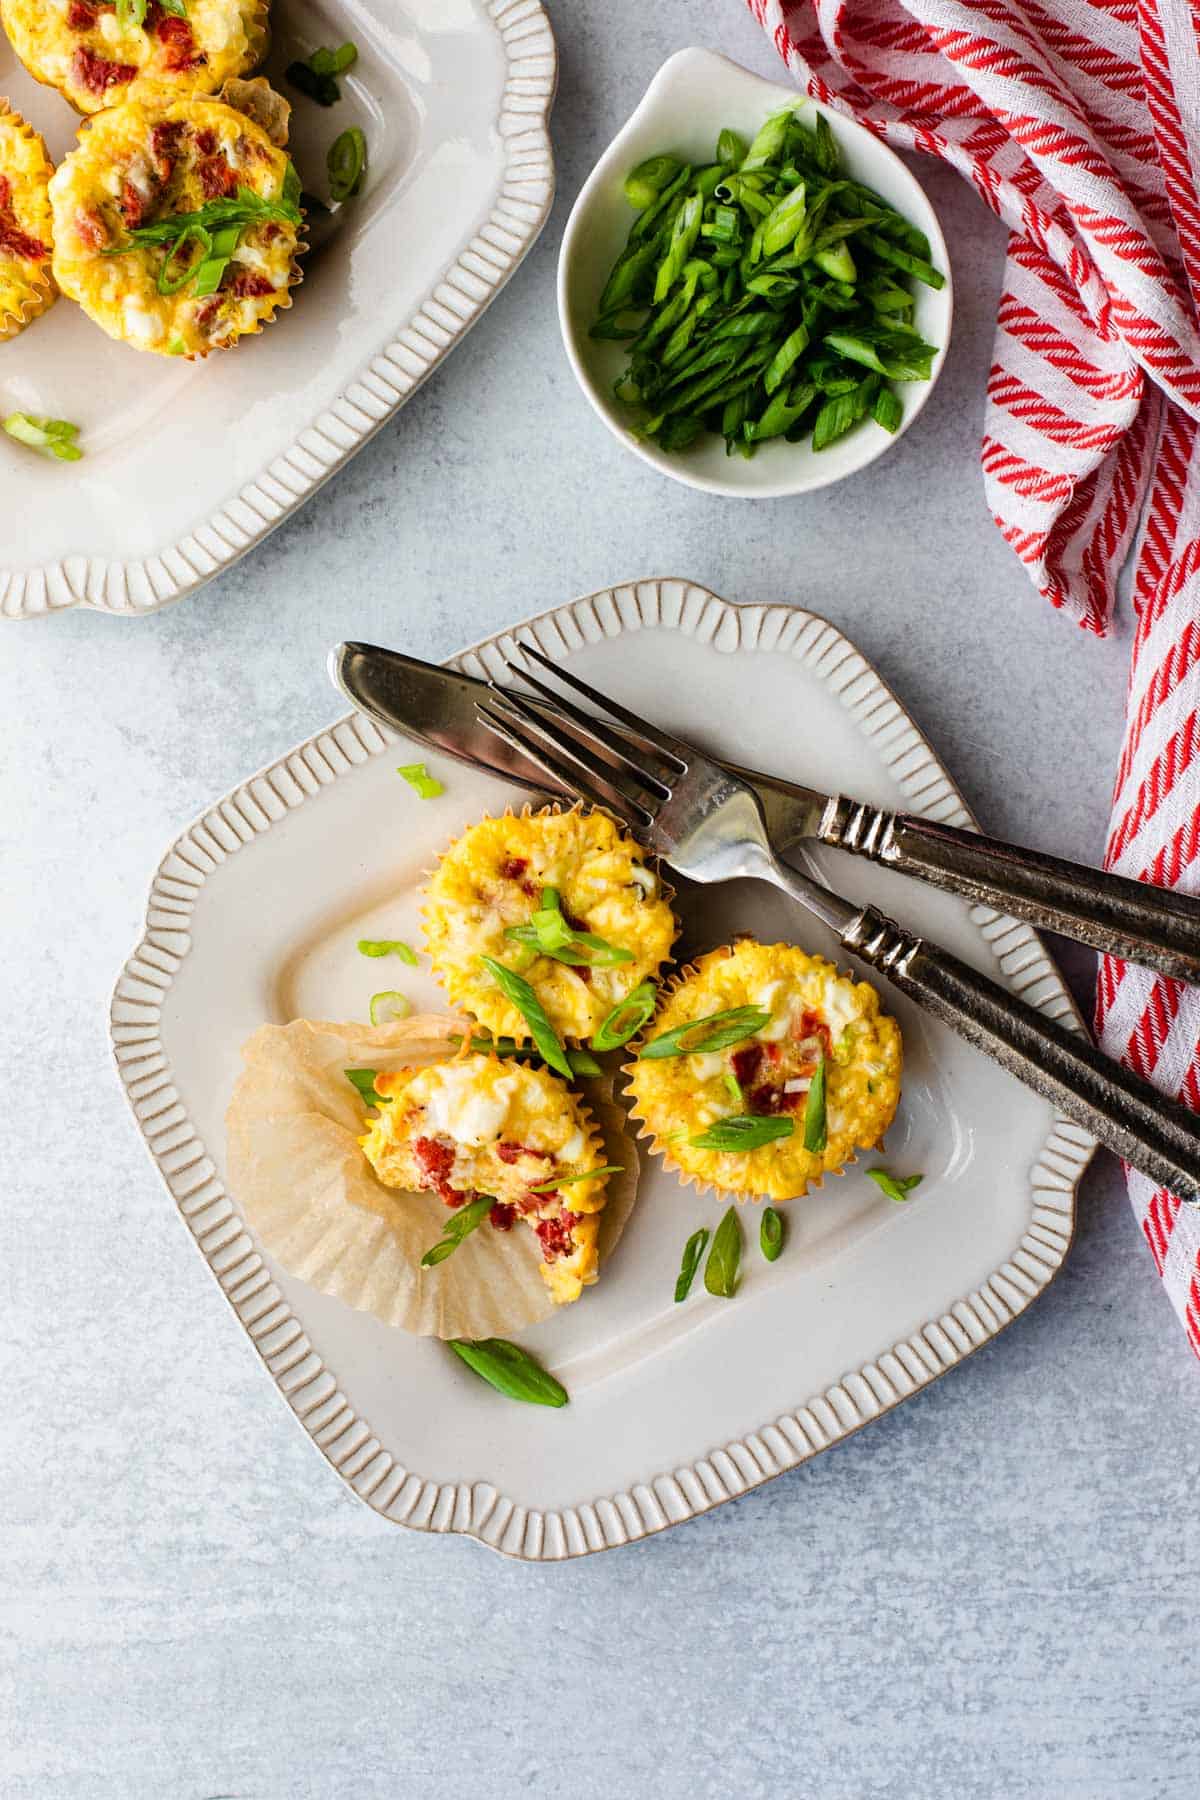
[1,0,270,116]
[421,802,678,1049]
[48,90,304,359]
[624,940,903,1203]
[0,102,56,341]
[361,1050,612,1307]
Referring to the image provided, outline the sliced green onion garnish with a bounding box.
[310,41,358,76]
[566,1047,603,1078]
[3,414,82,462]
[396,761,443,799]
[760,1206,784,1262]
[866,1168,923,1203]
[357,938,418,964]
[704,1207,742,1297]
[447,1033,599,1079]
[724,1072,745,1110]
[592,979,657,1052]
[528,1165,623,1192]
[641,1006,770,1060]
[447,1337,568,1408]
[421,1192,495,1267]
[478,955,572,1080]
[328,126,367,203]
[345,1067,388,1108]
[689,1115,794,1152]
[288,42,357,105]
[157,223,211,294]
[802,1054,827,1153]
[674,1227,710,1302]
[369,990,411,1025]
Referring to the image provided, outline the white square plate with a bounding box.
[1,0,555,619]
[110,579,1092,1558]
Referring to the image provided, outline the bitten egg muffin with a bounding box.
[48,92,301,357]
[0,103,55,340]
[625,940,902,1201]
[423,806,677,1044]
[360,1053,613,1306]
[0,0,268,116]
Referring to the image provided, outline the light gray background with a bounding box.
[4,4,1198,1797]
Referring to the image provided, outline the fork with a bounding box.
[477,645,1200,1204]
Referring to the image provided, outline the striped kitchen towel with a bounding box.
[746,0,1200,1354]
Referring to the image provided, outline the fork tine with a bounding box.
[516,643,691,768]
[502,658,672,796]
[477,698,653,826]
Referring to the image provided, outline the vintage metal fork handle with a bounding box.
[821,797,1200,984]
[840,903,1200,1202]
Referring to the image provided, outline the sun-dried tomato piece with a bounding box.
[226,270,275,299]
[499,857,529,881]
[67,0,97,29]
[0,181,47,260]
[72,46,136,96]
[496,1141,553,1165]
[488,1201,517,1232]
[197,155,237,200]
[156,13,204,71]
[73,207,108,252]
[534,1212,580,1262]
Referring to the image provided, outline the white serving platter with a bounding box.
[1,0,555,620]
[110,579,1093,1559]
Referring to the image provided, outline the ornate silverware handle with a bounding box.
[821,798,1200,984]
[839,904,1200,1202]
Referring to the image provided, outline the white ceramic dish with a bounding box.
[111,579,1090,1559]
[0,0,555,620]
[558,49,952,499]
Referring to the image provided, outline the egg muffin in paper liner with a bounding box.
[0,102,55,340]
[49,87,303,358]
[226,1016,640,1338]
[1,0,269,116]
[422,803,678,1046]
[624,940,902,1203]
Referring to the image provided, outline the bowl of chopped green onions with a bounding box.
[558,48,952,498]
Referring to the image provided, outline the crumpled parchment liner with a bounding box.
[225,1014,641,1338]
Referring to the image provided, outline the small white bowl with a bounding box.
[558,47,953,499]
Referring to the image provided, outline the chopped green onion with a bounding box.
[3,414,82,462]
[448,1033,600,1078]
[369,990,411,1025]
[873,386,903,433]
[328,126,367,203]
[704,1207,743,1298]
[357,938,418,963]
[641,1006,770,1060]
[421,1193,495,1267]
[528,1165,623,1192]
[566,1047,603,1078]
[157,224,210,294]
[866,1168,924,1203]
[760,1206,784,1262]
[448,1337,568,1407]
[802,1054,827,1153]
[624,155,683,210]
[724,1071,745,1110]
[592,980,658,1051]
[594,101,941,460]
[311,42,358,76]
[690,1115,794,1152]
[674,1227,710,1302]
[345,1067,388,1108]
[478,955,572,1079]
[396,761,443,799]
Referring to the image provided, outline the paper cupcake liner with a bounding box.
[0,101,56,341]
[225,1014,641,1338]
[421,799,680,1048]
[623,942,900,1205]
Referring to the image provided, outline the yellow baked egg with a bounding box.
[0,103,55,340]
[48,93,301,357]
[1,0,267,115]
[626,940,902,1201]
[423,807,677,1043]
[360,1053,614,1306]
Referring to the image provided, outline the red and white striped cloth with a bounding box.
[746,0,1200,1355]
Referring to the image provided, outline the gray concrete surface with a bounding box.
[4,3,1198,1797]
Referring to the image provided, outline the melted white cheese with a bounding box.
[423,1066,518,1147]
[822,985,862,1039]
[560,1125,585,1162]
[122,300,165,346]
